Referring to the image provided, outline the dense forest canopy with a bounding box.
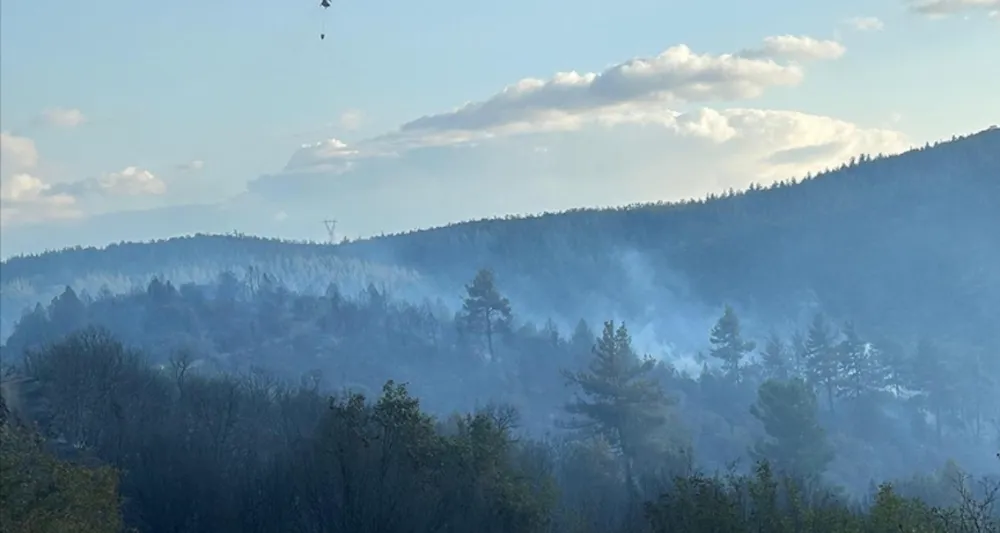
[1,314,998,532]
[0,127,997,532]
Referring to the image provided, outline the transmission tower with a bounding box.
[323,219,337,244]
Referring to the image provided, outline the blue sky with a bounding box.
[1,0,997,256]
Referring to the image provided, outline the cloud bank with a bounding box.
[238,34,907,241]
[906,0,1000,16]
[0,128,166,227]
[1,34,915,255]
[844,16,886,31]
[39,107,86,128]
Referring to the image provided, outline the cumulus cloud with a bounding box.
[280,36,849,174]
[244,35,909,243]
[0,174,80,225]
[279,36,851,175]
[3,35,906,246]
[53,166,167,197]
[245,106,908,241]
[0,132,80,224]
[2,152,165,226]
[844,16,886,31]
[739,35,847,61]
[39,107,86,128]
[99,166,167,196]
[395,40,820,135]
[906,0,1000,16]
[0,131,39,173]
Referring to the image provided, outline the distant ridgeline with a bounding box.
[1,127,998,349]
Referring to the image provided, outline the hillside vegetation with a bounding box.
[0,127,997,532]
[2,128,998,347]
[1,323,997,533]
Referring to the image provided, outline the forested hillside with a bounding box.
[2,128,998,349]
[2,266,998,492]
[1,307,998,532]
[0,127,998,532]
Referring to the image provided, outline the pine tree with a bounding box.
[836,321,887,401]
[563,320,675,495]
[568,319,594,360]
[708,305,756,383]
[875,337,909,396]
[759,332,791,382]
[802,313,839,411]
[750,378,834,481]
[48,286,87,337]
[457,269,513,360]
[789,330,808,378]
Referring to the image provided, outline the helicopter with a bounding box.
[320,0,332,40]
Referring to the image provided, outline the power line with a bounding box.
[323,219,337,245]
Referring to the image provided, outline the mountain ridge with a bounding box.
[2,127,998,348]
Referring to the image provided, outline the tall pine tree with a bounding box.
[802,313,839,412]
[457,269,513,360]
[836,321,887,401]
[708,305,756,383]
[759,332,791,382]
[563,321,675,497]
[750,378,834,481]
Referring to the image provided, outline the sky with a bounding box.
[0,0,998,257]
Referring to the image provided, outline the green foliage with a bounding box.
[0,395,124,533]
[759,332,791,382]
[4,129,999,358]
[750,378,834,481]
[708,305,756,383]
[835,321,888,401]
[803,314,840,411]
[3,330,1000,532]
[457,268,513,359]
[563,321,677,464]
[867,483,946,533]
[1,130,1000,531]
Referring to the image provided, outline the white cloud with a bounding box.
[1,35,908,245]
[100,166,166,196]
[243,106,908,242]
[990,8,999,18]
[280,36,851,174]
[1,173,54,201]
[39,107,86,128]
[245,35,906,240]
[844,16,886,31]
[272,107,908,187]
[54,166,167,197]
[0,173,80,225]
[1,165,167,226]
[1,163,166,226]
[0,132,80,224]
[339,110,364,130]
[392,39,819,137]
[906,0,1000,16]
[739,35,847,61]
[0,131,39,173]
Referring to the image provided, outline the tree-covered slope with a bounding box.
[2,127,998,346]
